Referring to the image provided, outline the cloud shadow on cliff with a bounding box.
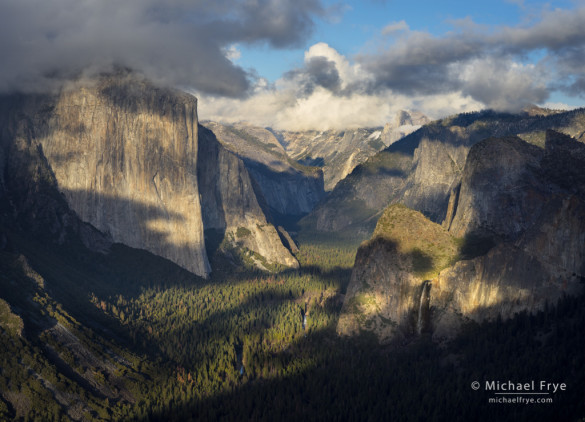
[59,187,214,274]
[6,158,583,422]
[456,231,497,260]
[4,134,207,298]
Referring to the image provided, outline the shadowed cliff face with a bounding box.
[197,126,299,270]
[0,73,297,277]
[0,127,112,254]
[203,121,325,222]
[446,136,546,238]
[338,132,585,343]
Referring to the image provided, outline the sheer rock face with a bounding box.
[0,102,112,254]
[401,136,470,222]
[338,132,585,343]
[34,75,211,277]
[197,126,299,269]
[203,122,324,218]
[0,74,297,277]
[446,136,546,238]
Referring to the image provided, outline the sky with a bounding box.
[1,0,585,130]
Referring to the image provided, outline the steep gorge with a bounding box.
[277,110,429,191]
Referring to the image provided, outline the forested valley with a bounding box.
[0,230,583,421]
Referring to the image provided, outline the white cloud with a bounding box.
[304,42,370,90]
[223,44,242,62]
[458,58,548,110]
[381,20,409,35]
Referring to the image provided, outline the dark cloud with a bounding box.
[494,6,585,52]
[350,5,585,108]
[568,76,585,98]
[306,57,341,91]
[0,0,324,95]
[357,33,482,96]
[286,56,341,96]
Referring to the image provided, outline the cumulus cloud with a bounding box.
[198,80,482,131]
[197,41,483,130]
[281,42,372,98]
[458,58,548,111]
[285,56,341,96]
[223,44,242,62]
[0,0,323,95]
[3,1,585,130]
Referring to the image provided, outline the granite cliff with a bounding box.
[0,73,297,277]
[338,131,585,343]
[197,126,299,270]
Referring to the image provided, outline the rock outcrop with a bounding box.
[0,94,113,254]
[337,204,459,343]
[0,73,297,277]
[445,136,546,238]
[384,110,430,146]
[338,132,585,343]
[40,75,212,277]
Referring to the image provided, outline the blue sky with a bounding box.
[236,0,576,83]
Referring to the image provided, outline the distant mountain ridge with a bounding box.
[274,110,430,191]
[303,108,585,235]
[202,121,325,224]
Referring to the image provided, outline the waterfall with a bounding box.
[235,343,244,376]
[416,281,431,335]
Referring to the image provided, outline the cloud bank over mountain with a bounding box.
[0,0,323,96]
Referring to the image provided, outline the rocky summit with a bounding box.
[338,131,585,343]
